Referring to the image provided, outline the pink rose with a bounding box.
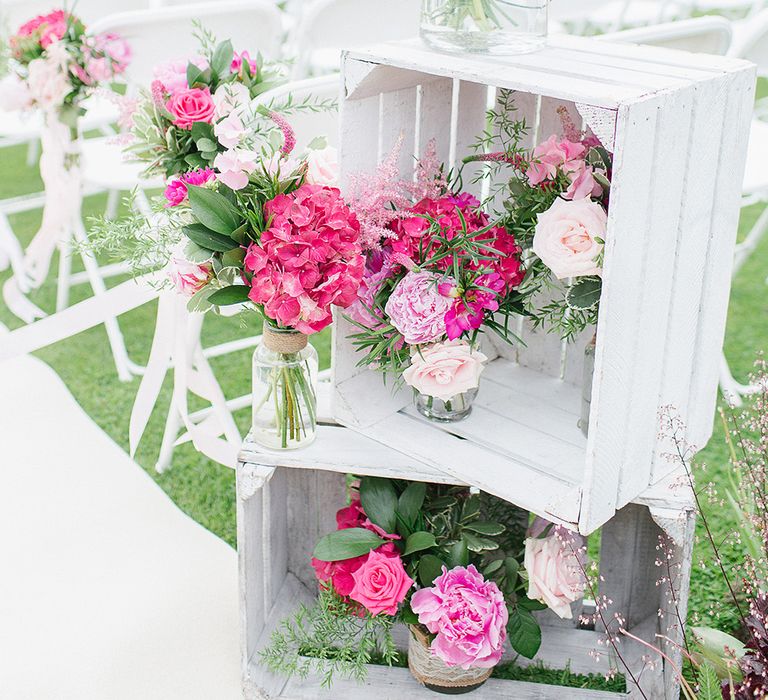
[524,526,587,620]
[214,110,245,148]
[532,197,606,279]
[385,271,452,345]
[153,56,207,94]
[166,87,215,129]
[402,340,487,402]
[167,244,213,297]
[411,565,508,669]
[213,148,258,190]
[305,146,339,187]
[349,548,413,616]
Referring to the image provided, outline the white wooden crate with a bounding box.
[236,434,696,700]
[332,37,756,534]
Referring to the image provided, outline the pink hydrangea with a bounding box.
[163,168,215,207]
[384,271,451,346]
[244,184,364,334]
[411,565,508,669]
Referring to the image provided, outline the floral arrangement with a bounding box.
[470,94,612,341]
[262,476,587,687]
[1,9,130,124]
[344,140,527,417]
[125,26,333,178]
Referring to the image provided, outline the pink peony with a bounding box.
[153,56,207,95]
[231,50,257,76]
[349,548,414,616]
[245,184,364,334]
[213,149,258,190]
[16,10,70,49]
[163,167,215,207]
[385,271,451,346]
[402,340,487,401]
[411,565,508,669]
[526,135,586,186]
[166,87,215,129]
[524,525,587,620]
[533,197,606,279]
[167,244,213,297]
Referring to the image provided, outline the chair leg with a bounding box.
[104,189,120,220]
[734,203,768,273]
[73,222,133,382]
[25,139,39,167]
[156,399,182,473]
[56,237,72,312]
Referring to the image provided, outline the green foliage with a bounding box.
[207,286,250,306]
[186,185,243,236]
[507,606,542,659]
[360,477,399,534]
[566,277,602,311]
[696,663,724,700]
[259,587,400,688]
[313,528,387,562]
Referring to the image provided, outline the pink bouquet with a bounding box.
[3,10,130,122]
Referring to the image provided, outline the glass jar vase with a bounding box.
[252,323,318,450]
[420,0,548,56]
[415,388,477,423]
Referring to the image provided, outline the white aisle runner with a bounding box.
[0,354,241,700]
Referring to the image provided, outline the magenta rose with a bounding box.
[166,87,215,129]
[411,565,508,669]
[349,548,414,616]
[385,270,452,345]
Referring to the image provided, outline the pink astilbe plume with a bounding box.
[346,136,411,250]
[408,138,448,201]
[269,110,296,156]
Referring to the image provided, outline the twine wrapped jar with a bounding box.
[408,625,493,694]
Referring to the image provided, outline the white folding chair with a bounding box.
[289,0,420,78]
[599,15,733,54]
[551,0,691,35]
[129,75,341,472]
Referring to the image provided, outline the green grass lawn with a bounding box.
[1,123,765,672]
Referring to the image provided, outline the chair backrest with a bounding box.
[254,74,340,152]
[88,1,283,86]
[291,0,419,77]
[729,8,768,76]
[600,15,732,55]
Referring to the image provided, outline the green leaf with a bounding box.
[187,184,243,235]
[400,603,419,626]
[221,247,245,268]
[211,39,234,78]
[186,62,204,86]
[207,285,250,306]
[483,559,504,576]
[313,527,386,562]
[418,554,446,587]
[230,222,249,245]
[566,277,602,311]
[397,482,426,528]
[183,241,214,263]
[518,596,547,612]
[461,493,481,522]
[196,137,217,152]
[697,663,724,700]
[182,223,239,253]
[463,521,506,536]
[447,539,469,567]
[359,477,398,535]
[507,607,542,659]
[191,121,214,141]
[462,532,499,553]
[403,531,437,556]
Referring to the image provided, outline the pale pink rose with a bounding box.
[0,74,33,111]
[213,148,259,190]
[166,87,215,129]
[214,111,245,148]
[524,527,587,620]
[263,152,301,178]
[532,197,606,279]
[212,81,251,119]
[349,548,414,616]
[411,565,508,669]
[402,340,488,402]
[27,54,71,109]
[305,146,339,187]
[167,244,213,297]
[385,271,452,345]
[153,56,207,95]
[564,165,602,201]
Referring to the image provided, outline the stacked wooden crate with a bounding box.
[237,36,754,699]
